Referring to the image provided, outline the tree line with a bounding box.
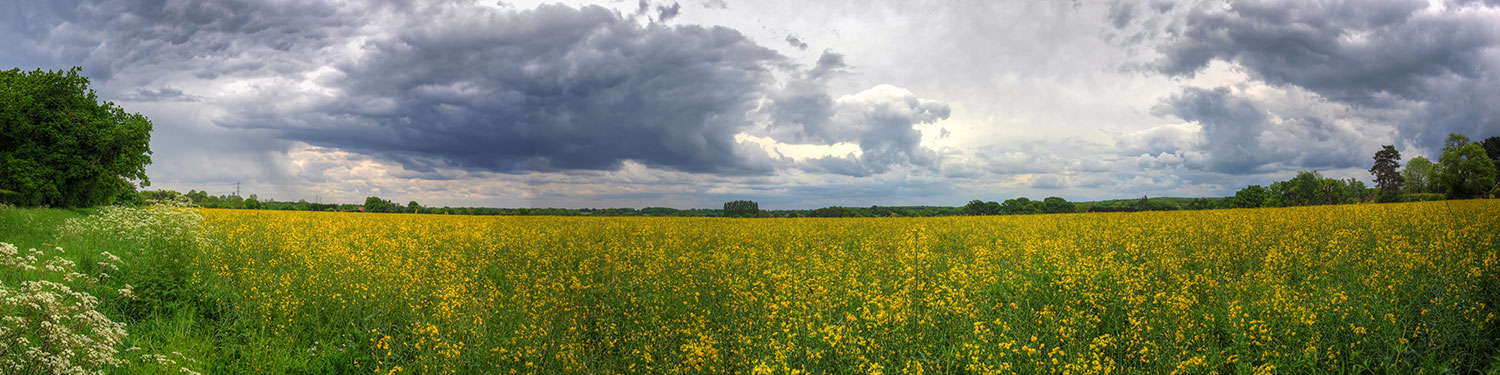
[1225,133,1497,209]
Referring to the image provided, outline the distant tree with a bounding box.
[1186,198,1218,210]
[1229,185,1270,208]
[1332,178,1367,204]
[1434,141,1497,198]
[0,67,154,207]
[407,200,421,213]
[138,189,182,201]
[1001,197,1041,215]
[363,196,395,213]
[723,200,759,218]
[962,200,1001,215]
[1040,197,1075,214]
[1402,156,1436,194]
[243,196,262,210]
[809,206,856,218]
[1369,145,1403,195]
[1274,171,1326,206]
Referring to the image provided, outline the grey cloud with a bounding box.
[1153,86,1367,174]
[767,51,949,177]
[1149,0,1175,13]
[1109,1,1136,28]
[657,2,681,22]
[1152,87,1265,174]
[119,87,201,102]
[783,84,950,177]
[785,35,809,50]
[1030,174,1068,189]
[808,51,849,79]
[1153,0,1500,151]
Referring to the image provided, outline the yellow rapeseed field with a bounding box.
[193,200,1500,374]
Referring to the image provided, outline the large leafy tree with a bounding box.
[1369,145,1403,193]
[1,67,153,207]
[1435,137,1497,198]
[1402,156,1435,193]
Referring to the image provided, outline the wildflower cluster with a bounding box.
[0,242,131,374]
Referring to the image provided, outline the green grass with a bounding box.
[0,206,88,249]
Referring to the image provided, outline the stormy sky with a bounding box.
[4,0,1499,209]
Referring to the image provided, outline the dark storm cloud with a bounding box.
[1153,87,1366,174]
[0,0,363,84]
[1153,87,1267,174]
[1153,0,1500,152]
[6,0,954,181]
[215,3,787,175]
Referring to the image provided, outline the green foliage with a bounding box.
[723,200,759,218]
[1443,133,1472,153]
[1001,197,1042,215]
[962,200,1001,215]
[1403,156,1436,194]
[1484,136,1500,174]
[363,196,396,213]
[1375,190,1403,203]
[1435,140,1497,198]
[808,206,856,217]
[1185,198,1218,210]
[1266,171,1368,206]
[1271,171,1324,206]
[1370,145,1403,192]
[407,200,421,213]
[0,67,153,207]
[1040,197,1075,214]
[243,196,261,210]
[1229,185,1271,208]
